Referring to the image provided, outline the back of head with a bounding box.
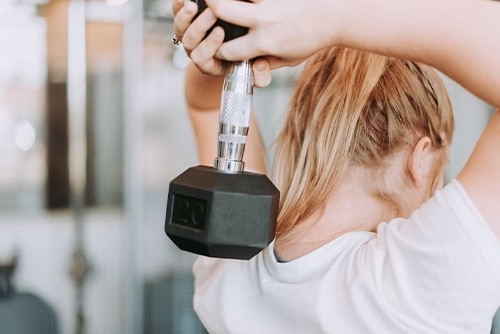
[274,47,454,237]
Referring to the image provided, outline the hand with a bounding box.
[172,0,226,76]
[205,0,340,70]
[172,0,272,87]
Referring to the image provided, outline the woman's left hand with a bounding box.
[172,0,272,87]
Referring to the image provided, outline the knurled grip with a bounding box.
[220,85,252,127]
[214,60,254,172]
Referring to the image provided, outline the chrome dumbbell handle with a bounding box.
[213,60,254,173]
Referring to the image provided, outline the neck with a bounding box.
[274,167,400,261]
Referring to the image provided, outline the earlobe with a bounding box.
[407,136,433,188]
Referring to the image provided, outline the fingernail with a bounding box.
[255,61,267,72]
[255,59,270,74]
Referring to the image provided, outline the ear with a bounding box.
[407,136,434,188]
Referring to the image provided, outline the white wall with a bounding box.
[441,75,494,179]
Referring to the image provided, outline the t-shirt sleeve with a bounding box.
[361,179,500,333]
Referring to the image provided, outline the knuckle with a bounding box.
[217,47,232,61]
[209,0,221,14]
[255,34,270,54]
[181,36,193,50]
[190,49,204,64]
[183,37,194,52]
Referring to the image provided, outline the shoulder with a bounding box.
[348,181,500,331]
[373,179,499,265]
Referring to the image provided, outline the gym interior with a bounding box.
[0,0,496,333]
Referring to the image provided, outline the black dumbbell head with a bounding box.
[165,165,279,260]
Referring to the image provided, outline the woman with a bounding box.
[172,0,500,332]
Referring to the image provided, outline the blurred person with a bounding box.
[171,0,500,332]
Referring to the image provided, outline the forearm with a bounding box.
[212,0,499,105]
[185,61,224,111]
[335,0,500,107]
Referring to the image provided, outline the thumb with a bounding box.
[252,58,272,88]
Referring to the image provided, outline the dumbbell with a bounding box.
[165,0,279,260]
[165,59,280,260]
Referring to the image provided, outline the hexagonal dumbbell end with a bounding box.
[165,166,280,260]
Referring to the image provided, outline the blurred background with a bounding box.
[0,0,494,333]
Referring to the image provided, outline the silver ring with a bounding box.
[172,35,181,46]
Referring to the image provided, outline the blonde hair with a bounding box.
[273,47,454,237]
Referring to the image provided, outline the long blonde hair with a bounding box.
[273,47,454,237]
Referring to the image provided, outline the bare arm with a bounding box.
[336,0,500,108]
[210,0,500,106]
[458,111,500,238]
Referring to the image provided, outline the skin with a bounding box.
[172,0,272,86]
[172,0,500,259]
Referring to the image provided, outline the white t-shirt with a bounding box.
[193,180,500,334]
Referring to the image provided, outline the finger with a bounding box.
[216,34,262,61]
[190,26,227,75]
[252,58,272,88]
[265,56,304,70]
[182,7,218,53]
[173,1,198,41]
[205,0,260,27]
[171,0,184,16]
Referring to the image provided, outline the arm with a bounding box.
[209,0,500,106]
[337,0,500,108]
[184,62,223,167]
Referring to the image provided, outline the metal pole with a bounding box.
[122,0,144,333]
[67,1,90,333]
